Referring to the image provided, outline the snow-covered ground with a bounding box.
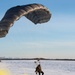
[0,60,75,75]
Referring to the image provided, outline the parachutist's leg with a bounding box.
[41,71,44,75]
[39,72,41,75]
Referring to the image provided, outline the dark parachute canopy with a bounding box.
[0,3,51,38]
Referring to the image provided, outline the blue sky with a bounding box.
[0,0,75,59]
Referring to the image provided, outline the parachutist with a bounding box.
[35,60,44,75]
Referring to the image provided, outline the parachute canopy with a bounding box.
[0,3,51,38]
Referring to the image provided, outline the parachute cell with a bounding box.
[0,3,51,38]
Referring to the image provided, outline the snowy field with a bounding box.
[0,60,75,75]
